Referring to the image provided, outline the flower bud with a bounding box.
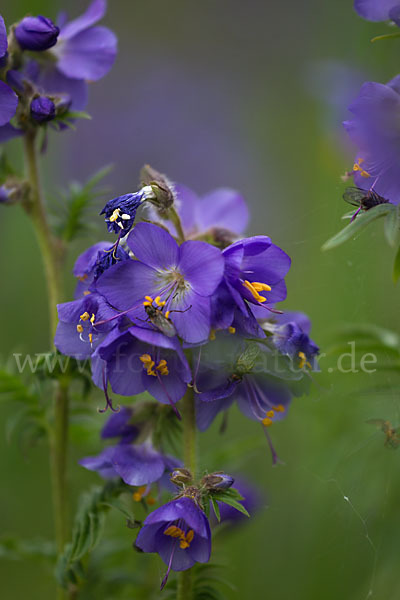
[202,472,235,490]
[140,164,175,213]
[170,468,193,487]
[30,96,56,123]
[15,16,59,51]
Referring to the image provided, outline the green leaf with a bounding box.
[371,31,400,43]
[211,488,250,518]
[384,205,400,248]
[322,204,393,251]
[0,369,38,404]
[210,496,221,522]
[393,243,400,284]
[56,480,127,588]
[54,165,112,242]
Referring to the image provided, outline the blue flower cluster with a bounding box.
[56,167,319,581]
[0,0,116,139]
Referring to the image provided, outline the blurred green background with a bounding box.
[1,0,400,598]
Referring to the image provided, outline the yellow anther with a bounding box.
[140,354,156,376]
[273,404,285,413]
[80,312,90,321]
[209,329,216,341]
[147,496,156,506]
[77,274,88,282]
[262,417,273,427]
[83,290,91,296]
[266,410,275,418]
[228,326,236,334]
[90,313,95,324]
[165,310,170,319]
[154,296,166,307]
[298,351,311,369]
[243,280,271,303]
[164,526,183,538]
[156,359,169,376]
[353,158,370,178]
[144,296,153,303]
[143,301,152,306]
[133,486,147,502]
[89,333,93,344]
[109,208,121,222]
[77,324,84,333]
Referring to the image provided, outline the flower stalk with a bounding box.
[23,130,69,599]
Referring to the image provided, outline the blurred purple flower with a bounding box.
[30,96,56,122]
[0,17,18,131]
[344,77,400,202]
[354,0,400,23]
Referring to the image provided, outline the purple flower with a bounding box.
[266,311,319,370]
[80,441,176,487]
[344,77,400,203]
[15,16,59,51]
[217,478,262,525]
[0,17,18,130]
[150,183,249,241]
[100,187,155,235]
[96,222,225,343]
[54,293,117,360]
[354,0,400,23]
[30,96,56,122]
[101,405,138,443]
[136,496,211,584]
[51,0,117,82]
[93,324,192,408]
[210,235,291,335]
[73,241,130,297]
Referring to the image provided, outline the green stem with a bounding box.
[169,206,186,245]
[177,387,196,599]
[23,132,69,599]
[23,131,63,341]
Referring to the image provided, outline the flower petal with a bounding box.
[127,222,179,270]
[354,0,399,21]
[0,15,7,58]
[36,64,89,111]
[0,81,18,126]
[60,0,107,39]
[112,444,166,486]
[170,290,211,344]
[57,25,117,81]
[197,188,249,234]
[178,241,224,296]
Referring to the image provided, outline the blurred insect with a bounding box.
[366,419,400,449]
[343,187,390,222]
[142,296,191,337]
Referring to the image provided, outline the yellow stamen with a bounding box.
[147,496,156,506]
[228,326,236,334]
[80,312,90,321]
[353,158,370,178]
[90,313,95,324]
[266,410,275,418]
[164,526,194,549]
[139,353,156,376]
[273,404,285,413]
[298,351,311,369]
[133,486,147,502]
[145,296,153,303]
[154,296,166,307]
[143,301,152,306]
[77,324,83,333]
[156,359,169,376]
[209,329,216,341]
[83,290,91,296]
[77,274,88,282]
[242,280,271,303]
[165,310,170,319]
[262,417,273,427]
[109,208,121,222]
[89,333,93,344]
[164,525,183,538]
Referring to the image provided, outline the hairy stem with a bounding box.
[23,132,69,599]
[23,131,64,341]
[177,387,196,599]
[169,206,186,245]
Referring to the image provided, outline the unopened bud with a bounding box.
[202,472,235,490]
[170,468,193,487]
